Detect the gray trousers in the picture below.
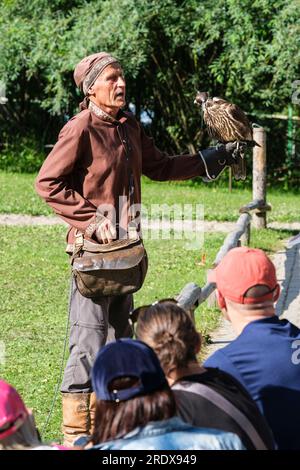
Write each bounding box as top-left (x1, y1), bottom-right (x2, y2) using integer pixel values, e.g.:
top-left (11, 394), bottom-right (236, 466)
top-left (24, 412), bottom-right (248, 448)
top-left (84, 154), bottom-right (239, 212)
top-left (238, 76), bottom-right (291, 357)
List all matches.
top-left (61, 277), bottom-right (133, 393)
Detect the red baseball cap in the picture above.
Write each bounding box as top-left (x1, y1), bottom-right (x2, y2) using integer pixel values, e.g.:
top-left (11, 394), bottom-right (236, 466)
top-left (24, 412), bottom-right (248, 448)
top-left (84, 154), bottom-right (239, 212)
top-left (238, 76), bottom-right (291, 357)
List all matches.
top-left (0, 380), bottom-right (28, 440)
top-left (208, 247), bottom-right (278, 304)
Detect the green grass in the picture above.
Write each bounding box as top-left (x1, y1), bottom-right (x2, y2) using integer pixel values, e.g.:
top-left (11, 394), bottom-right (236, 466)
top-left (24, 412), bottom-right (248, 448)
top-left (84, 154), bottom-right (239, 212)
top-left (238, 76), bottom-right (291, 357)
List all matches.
top-left (0, 169), bottom-right (297, 443)
top-left (0, 224), bottom-right (293, 442)
top-left (0, 171), bottom-right (299, 223)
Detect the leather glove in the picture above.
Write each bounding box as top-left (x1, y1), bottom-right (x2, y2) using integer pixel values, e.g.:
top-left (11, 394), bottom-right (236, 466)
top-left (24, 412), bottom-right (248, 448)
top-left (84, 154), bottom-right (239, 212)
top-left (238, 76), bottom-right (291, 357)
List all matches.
top-left (85, 215), bottom-right (117, 244)
top-left (198, 142), bottom-right (248, 182)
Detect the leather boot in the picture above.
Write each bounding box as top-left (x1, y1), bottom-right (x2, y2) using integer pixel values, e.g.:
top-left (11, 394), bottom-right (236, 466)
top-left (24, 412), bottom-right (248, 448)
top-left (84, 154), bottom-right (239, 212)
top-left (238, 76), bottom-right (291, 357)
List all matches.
top-left (89, 392), bottom-right (97, 435)
top-left (61, 392), bottom-right (91, 447)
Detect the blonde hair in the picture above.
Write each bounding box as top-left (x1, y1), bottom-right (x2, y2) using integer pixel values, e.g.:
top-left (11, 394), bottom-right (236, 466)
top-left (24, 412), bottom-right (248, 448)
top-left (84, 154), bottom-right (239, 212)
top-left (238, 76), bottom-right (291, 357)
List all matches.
top-left (0, 413), bottom-right (41, 450)
top-left (136, 302), bottom-right (201, 376)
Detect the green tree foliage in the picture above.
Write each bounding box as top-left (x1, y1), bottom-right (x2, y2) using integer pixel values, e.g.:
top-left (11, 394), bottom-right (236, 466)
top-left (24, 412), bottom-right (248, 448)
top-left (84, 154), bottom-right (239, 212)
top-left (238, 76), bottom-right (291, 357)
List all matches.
top-left (0, 0), bottom-right (299, 181)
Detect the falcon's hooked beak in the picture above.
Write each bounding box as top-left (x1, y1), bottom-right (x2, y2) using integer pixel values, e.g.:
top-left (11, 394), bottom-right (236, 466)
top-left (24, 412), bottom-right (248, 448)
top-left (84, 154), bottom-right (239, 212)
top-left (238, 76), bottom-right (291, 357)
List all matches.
top-left (194, 91), bottom-right (209, 106)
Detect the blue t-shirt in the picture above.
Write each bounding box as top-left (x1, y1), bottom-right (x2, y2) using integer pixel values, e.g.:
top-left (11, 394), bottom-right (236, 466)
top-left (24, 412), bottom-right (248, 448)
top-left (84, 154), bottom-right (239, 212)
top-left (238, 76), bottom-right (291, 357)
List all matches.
top-left (204, 316), bottom-right (300, 450)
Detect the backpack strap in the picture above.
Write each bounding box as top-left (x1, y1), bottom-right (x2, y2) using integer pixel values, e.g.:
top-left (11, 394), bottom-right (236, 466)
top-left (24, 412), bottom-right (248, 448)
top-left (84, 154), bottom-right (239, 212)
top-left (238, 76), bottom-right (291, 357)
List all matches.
top-left (172, 381), bottom-right (268, 450)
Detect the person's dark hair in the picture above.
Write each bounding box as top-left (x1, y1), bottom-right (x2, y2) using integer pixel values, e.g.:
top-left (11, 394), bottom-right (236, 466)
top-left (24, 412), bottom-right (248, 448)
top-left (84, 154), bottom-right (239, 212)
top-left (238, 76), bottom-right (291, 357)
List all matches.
top-left (0, 414), bottom-right (40, 450)
top-left (244, 285), bottom-right (272, 298)
top-left (91, 376), bottom-right (176, 444)
top-left (135, 302), bottom-right (201, 375)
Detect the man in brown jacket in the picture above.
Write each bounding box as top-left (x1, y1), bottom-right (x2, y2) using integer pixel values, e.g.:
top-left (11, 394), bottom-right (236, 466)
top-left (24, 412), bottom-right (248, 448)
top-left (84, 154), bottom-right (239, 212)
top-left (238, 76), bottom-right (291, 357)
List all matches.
top-left (35, 51), bottom-right (240, 446)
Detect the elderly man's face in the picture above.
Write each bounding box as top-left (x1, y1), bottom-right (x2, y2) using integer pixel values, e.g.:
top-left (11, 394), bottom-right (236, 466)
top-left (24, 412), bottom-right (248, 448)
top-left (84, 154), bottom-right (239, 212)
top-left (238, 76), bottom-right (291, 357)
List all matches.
top-left (88, 63), bottom-right (126, 116)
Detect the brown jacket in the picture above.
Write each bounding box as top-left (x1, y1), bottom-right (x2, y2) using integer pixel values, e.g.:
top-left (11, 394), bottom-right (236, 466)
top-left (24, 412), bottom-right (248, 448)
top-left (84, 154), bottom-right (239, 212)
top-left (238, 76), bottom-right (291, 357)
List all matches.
top-left (35, 107), bottom-right (205, 244)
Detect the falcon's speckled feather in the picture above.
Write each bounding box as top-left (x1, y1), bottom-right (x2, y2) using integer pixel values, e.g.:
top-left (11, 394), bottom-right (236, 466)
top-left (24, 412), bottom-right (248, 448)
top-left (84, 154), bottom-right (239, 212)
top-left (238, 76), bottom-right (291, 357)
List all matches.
top-left (194, 91), bottom-right (258, 180)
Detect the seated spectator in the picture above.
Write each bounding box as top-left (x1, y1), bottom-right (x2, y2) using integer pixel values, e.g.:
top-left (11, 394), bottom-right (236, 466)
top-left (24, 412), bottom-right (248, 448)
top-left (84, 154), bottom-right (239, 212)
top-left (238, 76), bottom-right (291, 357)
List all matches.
top-left (89, 338), bottom-right (245, 450)
top-left (0, 379), bottom-right (67, 450)
top-left (0, 379), bottom-right (41, 450)
top-left (135, 300), bottom-right (274, 450)
top-left (203, 247), bottom-right (300, 450)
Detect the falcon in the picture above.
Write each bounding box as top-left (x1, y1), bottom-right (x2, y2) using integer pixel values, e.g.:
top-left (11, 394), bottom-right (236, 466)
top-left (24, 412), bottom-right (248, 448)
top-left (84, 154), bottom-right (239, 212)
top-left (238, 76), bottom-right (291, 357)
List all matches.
top-left (194, 91), bottom-right (258, 180)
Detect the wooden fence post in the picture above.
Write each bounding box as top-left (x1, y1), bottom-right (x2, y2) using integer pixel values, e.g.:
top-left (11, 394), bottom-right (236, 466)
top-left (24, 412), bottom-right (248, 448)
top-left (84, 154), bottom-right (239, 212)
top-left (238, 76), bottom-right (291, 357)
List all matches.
top-left (252, 127), bottom-right (267, 229)
top-left (240, 220), bottom-right (251, 246)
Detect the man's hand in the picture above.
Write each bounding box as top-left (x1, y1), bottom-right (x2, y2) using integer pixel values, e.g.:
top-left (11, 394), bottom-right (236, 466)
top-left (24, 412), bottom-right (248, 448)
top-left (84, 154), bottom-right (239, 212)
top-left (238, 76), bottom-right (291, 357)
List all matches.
top-left (85, 215), bottom-right (117, 244)
top-left (95, 217), bottom-right (117, 244)
top-left (198, 141), bottom-right (250, 181)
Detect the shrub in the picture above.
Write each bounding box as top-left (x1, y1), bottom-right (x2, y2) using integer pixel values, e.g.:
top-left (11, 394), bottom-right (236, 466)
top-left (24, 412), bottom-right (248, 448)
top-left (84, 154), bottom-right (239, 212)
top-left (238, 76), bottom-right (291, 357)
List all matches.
top-left (0, 138), bottom-right (45, 173)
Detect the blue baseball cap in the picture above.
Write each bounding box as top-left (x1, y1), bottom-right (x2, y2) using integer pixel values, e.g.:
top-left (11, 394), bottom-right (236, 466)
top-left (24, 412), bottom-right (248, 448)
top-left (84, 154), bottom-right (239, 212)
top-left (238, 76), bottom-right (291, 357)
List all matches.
top-left (91, 339), bottom-right (168, 402)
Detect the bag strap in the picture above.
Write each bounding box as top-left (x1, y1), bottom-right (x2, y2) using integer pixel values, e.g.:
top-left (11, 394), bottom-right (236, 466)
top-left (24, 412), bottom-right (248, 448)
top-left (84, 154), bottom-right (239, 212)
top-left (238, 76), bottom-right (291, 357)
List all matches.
top-left (118, 124), bottom-right (135, 224)
top-left (69, 230), bottom-right (84, 264)
top-left (172, 381), bottom-right (268, 450)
